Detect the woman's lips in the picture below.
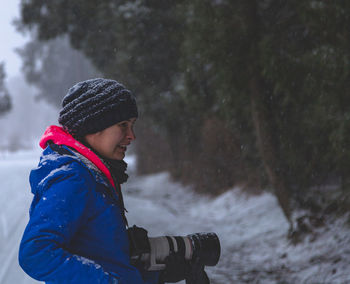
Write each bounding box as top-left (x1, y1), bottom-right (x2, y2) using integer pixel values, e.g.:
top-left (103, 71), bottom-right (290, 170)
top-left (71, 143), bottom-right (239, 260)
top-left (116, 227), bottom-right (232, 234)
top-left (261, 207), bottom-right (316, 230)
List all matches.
top-left (118, 145), bottom-right (127, 152)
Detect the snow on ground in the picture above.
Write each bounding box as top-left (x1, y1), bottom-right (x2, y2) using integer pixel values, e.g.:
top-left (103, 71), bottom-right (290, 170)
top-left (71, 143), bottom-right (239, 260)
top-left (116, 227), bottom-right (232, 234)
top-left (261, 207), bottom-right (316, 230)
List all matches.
top-left (0, 149), bottom-right (42, 284)
top-left (1, 150), bottom-right (350, 283)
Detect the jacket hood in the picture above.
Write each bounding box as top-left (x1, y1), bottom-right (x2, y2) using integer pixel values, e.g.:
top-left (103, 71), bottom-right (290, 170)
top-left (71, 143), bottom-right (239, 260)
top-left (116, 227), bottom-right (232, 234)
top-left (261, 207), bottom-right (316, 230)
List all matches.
top-left (29, 146), bottom-right (82, 195)
top-left (38, 125), bottom-right (115, 188)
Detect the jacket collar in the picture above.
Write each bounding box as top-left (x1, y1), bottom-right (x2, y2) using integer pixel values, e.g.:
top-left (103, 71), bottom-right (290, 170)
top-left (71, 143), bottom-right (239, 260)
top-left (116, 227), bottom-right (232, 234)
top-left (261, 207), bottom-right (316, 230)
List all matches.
top-left (39, 125), bottom-right (116, 188)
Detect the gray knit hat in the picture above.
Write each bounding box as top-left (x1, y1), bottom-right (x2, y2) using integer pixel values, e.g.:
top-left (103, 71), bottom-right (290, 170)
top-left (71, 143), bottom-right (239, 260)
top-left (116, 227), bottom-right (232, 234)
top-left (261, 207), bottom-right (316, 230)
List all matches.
top-left (58, 78), bottom-right (138, 137)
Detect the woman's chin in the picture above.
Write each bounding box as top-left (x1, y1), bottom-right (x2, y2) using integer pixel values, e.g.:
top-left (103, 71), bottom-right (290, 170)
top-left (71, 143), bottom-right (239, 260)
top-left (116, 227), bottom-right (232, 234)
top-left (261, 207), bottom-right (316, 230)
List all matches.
top-left (113, 152), bottom-right (125, 160)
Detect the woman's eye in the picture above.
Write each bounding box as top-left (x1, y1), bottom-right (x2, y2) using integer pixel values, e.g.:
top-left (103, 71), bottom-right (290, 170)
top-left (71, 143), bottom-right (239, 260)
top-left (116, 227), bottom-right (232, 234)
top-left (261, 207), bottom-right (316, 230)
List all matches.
top-left (119, 122), bottom-right (128, 128)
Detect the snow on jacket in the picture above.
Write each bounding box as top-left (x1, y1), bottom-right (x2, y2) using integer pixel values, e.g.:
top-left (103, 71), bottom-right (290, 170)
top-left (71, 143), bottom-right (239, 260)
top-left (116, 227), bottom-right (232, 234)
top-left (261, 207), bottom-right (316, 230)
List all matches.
top-left (18, 125), bottom-right (159, 284)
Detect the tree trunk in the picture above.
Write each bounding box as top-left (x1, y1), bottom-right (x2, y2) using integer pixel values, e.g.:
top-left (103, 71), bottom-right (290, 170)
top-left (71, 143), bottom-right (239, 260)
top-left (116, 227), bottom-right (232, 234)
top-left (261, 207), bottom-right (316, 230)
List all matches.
top-left (250, 76), bottom-right (293, 228)
top-left (245, 0), bottom-right (293, 229)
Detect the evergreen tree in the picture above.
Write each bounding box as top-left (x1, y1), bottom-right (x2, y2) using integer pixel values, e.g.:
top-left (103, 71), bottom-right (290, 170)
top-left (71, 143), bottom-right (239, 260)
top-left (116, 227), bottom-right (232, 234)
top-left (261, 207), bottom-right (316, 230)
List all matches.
top-left (0, 63), bottom-right (12, 116)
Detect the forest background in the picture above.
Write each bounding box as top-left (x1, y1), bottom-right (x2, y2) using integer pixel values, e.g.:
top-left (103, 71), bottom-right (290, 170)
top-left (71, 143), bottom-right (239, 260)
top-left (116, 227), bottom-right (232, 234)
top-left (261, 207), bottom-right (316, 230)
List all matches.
top-left (2, 0), bottom-right (350, 237)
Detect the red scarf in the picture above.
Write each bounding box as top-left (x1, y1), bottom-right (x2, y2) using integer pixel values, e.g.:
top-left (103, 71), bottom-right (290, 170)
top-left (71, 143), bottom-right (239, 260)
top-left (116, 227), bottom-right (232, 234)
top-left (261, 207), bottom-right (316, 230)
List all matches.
top-left (39, 125), bottom-right (116, 189)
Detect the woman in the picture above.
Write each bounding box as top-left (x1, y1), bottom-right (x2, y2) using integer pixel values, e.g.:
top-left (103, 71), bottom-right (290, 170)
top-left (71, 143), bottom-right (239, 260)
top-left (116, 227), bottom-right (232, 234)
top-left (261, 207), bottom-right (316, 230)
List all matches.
top-left (18, 78), bottom-right (170, 283)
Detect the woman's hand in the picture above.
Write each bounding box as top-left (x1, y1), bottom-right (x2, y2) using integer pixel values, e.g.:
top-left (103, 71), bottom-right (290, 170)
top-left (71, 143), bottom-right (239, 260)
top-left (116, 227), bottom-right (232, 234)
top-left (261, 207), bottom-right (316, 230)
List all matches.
top-left (159, 252), bottom-right (188, 283)
top-left (159, 253), bottom-right (209, 284)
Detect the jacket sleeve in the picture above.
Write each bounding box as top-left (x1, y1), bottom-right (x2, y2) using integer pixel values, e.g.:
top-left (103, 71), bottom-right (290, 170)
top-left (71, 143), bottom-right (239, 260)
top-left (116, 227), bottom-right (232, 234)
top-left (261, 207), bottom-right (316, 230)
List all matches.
top-left (18, 162), bottom-right (121, 284)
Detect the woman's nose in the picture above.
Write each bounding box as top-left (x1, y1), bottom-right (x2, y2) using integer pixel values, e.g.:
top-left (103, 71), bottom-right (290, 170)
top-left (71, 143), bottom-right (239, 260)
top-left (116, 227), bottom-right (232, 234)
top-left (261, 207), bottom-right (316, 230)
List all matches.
top-left (127, 127), bottom-right (136, 141)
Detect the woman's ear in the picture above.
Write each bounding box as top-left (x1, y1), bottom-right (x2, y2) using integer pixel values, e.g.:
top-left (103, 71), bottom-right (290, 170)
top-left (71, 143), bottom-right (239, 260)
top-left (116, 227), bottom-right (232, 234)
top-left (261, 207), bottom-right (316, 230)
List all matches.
top-left (84, 132), bottom-right (100, 146)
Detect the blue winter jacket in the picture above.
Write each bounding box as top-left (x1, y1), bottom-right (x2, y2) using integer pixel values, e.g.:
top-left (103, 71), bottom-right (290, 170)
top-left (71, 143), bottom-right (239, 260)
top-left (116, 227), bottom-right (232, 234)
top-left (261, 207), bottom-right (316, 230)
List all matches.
top-left (19, 141), bottom-right (159, 284)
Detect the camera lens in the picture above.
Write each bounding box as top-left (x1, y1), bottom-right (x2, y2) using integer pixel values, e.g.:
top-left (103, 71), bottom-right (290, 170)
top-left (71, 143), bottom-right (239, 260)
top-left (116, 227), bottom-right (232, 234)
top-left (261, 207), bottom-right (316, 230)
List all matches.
top-left (188, 232), bottom-right (221, 266)
top-left (129, 228), bottom-right (221, 271)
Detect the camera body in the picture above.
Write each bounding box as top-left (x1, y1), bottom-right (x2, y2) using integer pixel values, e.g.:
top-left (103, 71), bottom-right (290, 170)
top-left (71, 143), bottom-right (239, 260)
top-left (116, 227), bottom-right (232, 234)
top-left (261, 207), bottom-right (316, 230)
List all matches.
top-left (128, 226), bottom-right (220, 271)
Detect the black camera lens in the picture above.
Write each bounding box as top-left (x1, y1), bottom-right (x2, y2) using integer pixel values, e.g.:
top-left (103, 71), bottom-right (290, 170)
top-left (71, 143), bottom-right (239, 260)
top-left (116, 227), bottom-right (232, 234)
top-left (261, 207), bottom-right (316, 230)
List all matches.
top-left (188, 232), bottom-right (221, 266)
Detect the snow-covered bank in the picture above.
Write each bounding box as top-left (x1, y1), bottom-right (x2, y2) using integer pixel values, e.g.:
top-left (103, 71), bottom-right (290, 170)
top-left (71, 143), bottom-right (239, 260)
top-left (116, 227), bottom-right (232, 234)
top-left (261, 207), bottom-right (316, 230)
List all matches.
top-left (124, 167), bottom-right (350, 283)
top-left (1, 150), bottom-right (350, 283)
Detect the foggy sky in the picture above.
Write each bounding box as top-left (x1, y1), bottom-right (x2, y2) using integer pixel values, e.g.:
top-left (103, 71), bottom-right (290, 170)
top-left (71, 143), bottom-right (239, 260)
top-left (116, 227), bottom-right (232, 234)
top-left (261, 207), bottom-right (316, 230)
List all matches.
top-left (0, 0), bottom-right (28, 78)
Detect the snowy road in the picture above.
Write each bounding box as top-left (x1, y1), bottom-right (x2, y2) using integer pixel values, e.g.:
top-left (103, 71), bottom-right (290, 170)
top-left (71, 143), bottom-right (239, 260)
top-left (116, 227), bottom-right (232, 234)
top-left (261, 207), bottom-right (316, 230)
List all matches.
top-left (0, 151), bottom-right (41, 284)
top-left (1, 150), bottom-right (350, 284)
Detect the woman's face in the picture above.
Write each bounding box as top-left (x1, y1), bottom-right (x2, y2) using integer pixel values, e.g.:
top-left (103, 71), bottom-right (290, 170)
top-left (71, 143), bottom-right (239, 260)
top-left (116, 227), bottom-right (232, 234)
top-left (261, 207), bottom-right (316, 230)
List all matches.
top-left (84, 117), bottom-right (137, 160)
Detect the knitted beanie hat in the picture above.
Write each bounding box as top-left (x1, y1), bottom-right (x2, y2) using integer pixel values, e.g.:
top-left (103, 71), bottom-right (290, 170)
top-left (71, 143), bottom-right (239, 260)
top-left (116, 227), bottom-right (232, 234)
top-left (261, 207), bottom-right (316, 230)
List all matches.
top-left (58, 78), bottom-right (138, 137)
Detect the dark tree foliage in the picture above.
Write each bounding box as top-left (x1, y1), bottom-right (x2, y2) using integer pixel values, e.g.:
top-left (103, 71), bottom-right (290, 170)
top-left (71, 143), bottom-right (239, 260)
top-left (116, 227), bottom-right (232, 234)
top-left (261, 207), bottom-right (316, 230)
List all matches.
top-left (0, 63), bottom-right (12, 116)
top-left (18, 0), bottom-right (350, 225)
